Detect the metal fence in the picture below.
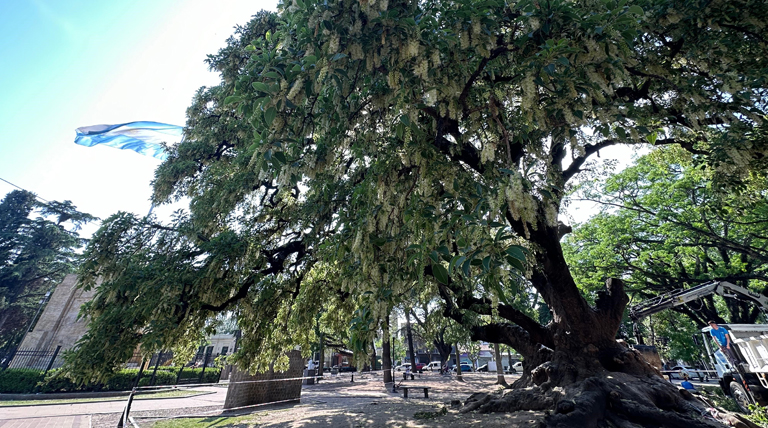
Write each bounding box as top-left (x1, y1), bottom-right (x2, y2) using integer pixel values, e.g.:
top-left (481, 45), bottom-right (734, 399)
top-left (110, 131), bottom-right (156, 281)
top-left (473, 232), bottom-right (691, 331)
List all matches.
top-left (1, 346), bottom-right (226, 385)
top-left (0, 346), bottom-right (63, 373)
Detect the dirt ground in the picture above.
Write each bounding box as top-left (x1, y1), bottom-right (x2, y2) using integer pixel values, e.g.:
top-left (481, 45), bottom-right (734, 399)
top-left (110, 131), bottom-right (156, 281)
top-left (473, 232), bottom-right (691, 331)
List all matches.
top-left (136, 372), bottom-right (545, 427)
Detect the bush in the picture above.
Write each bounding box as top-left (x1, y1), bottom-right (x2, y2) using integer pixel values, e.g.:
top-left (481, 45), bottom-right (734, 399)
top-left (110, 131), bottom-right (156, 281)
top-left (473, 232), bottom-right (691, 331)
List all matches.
top-left (0, 369), bottom-right (45, 393)
top-left (0, 366), bottom-right (222, 394)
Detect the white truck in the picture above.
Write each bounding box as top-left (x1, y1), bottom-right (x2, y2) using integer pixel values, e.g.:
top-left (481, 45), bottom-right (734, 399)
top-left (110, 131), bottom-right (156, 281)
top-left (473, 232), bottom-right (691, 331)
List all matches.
top-left (700, 323), bottom-right (768, 412)
top-left (629, 281), bottom-right (768, 412)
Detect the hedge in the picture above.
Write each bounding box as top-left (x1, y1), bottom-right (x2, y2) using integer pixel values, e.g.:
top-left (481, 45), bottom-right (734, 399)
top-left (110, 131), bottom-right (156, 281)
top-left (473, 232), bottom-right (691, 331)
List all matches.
top-left (0, 367), bottom-right (221, 394)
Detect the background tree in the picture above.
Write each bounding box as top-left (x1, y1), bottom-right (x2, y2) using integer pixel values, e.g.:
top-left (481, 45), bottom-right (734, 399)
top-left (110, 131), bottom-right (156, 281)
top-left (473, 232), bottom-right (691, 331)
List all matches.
top-left (0, 190), bottom-right (95, 350)
top-left (69, 0), bottom-right (767, 424)
top-left (564, 147), bottom-right (768, 327)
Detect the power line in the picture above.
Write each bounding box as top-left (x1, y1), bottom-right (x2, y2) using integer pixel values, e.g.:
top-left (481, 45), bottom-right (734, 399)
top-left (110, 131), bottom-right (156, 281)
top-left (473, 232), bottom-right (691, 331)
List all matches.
top-left (0, 176), bottom-right (51, 203)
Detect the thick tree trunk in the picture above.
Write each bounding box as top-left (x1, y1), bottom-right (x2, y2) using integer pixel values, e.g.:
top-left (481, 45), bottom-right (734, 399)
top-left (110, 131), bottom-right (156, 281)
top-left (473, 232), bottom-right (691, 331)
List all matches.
top-left (370, 339), bottom-right (377, 371)
top-left (455, 342), bottom-right (463, 381)
top-left (405, 311), bottom-right (417, 370)
top-left (493, 343), bottom-right (507, 386)
top-left (434, 331), bottom-right (452, 368)
top-left (317, 333), bottom-right (324, 377)
top-left (382, 316), bottom-right (392, 384)
top-left (457, 277), bottom-right (729, 426)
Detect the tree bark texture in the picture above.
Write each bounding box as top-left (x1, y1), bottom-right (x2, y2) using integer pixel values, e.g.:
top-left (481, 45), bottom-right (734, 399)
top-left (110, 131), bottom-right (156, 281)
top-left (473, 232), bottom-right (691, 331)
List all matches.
top-left (493, 343), bottom-right (507, 386)
top-left (405, 311), bottom-right (417, 370)
top-left (382, 316), bottom-right (392, 384)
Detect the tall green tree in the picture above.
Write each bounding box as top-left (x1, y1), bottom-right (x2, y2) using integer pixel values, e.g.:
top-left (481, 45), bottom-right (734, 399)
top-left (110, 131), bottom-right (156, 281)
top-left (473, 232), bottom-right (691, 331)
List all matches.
top-left (70, 0), bottom-right (766, 424)
top-left (0, 190), bottom-right (95, 349)
top-left (564, 147), bottom-right (768, 327)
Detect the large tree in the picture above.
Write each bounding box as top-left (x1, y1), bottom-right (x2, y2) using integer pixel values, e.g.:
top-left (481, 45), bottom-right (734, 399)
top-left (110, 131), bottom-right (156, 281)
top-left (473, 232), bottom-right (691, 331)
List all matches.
top-left (0, 190), bottom-right (95, 350)
top-left (70, 0), bottom-right (766, 425)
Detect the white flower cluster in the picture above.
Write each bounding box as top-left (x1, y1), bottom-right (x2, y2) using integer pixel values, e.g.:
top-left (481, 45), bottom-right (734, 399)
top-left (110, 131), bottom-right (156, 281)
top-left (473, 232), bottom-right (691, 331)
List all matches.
top-left (413, 59), bottom-right (429, 79)
top-left (480, 140), bottom-right (496, 163)
top-left (431, 50), bottom-right (441, 67)
top-left (460, 31), bottom-right (470, 49)
top-left (328, 34), bottom-right (340, 54)
top-left (288, 78), bottom-right (304, 101)
top-left (387, 70), bottom-right (401, 89)
top-left (424, 88), bottom-right (437, 106)
top-left (349, 43), bottom-right (364, 60)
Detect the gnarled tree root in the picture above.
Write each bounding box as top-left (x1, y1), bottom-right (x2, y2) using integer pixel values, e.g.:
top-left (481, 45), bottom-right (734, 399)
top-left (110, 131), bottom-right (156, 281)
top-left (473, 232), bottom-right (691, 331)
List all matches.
top-left (462, 372), bottom-right (746, 427)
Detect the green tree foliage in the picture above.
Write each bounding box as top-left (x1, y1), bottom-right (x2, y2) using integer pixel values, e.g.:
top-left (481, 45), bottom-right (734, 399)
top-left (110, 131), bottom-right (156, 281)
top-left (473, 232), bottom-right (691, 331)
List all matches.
top-left (0, 190), bottom-right (95, 350)
top-left (564, 147), bottom-right (768, 326)
top-left (69, 0), bottom-right (766, 420)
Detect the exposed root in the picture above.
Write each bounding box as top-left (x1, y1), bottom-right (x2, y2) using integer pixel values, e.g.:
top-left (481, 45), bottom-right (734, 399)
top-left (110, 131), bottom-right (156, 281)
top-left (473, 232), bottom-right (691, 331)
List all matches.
top-left (463, 371), bottom-right (735, 427)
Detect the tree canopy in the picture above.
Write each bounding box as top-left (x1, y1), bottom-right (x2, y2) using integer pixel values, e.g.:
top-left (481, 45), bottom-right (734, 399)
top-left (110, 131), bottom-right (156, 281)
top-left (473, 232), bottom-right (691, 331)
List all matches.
top-left (564, 147), bottom-right (768, 326)
top-left (69, 0), bottom-right (767, 423)
top-left (0, 190), bottom-right (95, 350)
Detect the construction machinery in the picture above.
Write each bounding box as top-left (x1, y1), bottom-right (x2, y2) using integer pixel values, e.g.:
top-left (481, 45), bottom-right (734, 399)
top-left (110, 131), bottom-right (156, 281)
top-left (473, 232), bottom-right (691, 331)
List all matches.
top-left (629, 281), bottom-right (768, 412)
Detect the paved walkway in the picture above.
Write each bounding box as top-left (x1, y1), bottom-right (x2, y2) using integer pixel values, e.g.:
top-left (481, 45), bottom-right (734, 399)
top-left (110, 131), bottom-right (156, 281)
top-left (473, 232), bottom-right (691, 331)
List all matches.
top-left (0, 415), bottom-right (89, 428)
top-left (0, 385), bottom-right (227, 427)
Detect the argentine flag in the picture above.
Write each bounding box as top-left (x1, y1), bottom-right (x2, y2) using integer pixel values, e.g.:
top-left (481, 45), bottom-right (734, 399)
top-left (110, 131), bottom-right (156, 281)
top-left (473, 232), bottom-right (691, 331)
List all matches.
top-left (74, 121), bottom-right (183, 160)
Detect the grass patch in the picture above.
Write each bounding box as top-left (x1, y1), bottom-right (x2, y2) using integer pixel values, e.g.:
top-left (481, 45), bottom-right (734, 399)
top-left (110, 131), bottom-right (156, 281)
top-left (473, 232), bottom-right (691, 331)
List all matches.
top-left (697, 385), bottom-right (741, 413)
top-left (151, 414), bottom-right (262, 428)
top-left (0, 389), bottom-right (205, 406)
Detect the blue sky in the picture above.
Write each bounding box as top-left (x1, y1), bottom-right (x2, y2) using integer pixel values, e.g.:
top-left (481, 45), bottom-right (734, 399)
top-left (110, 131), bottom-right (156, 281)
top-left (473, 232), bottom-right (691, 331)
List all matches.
top-left (0, 0), bottom-right (274, 235)
top-left (0, 0), bottom-right (635, 237)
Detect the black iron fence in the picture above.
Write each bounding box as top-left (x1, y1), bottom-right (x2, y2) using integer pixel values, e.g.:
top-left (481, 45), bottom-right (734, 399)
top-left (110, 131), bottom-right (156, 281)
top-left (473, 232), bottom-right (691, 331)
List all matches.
top-left (0, 346), bottom-right (227, 387)
top-left (0, 346), bottom-right (63, 374)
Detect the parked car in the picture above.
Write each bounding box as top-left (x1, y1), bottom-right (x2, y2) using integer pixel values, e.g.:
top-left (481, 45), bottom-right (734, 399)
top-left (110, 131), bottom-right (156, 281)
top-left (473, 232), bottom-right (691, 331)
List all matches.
top-left (477, 364), bottom-right (489, 372)
top-left (670, 366), bottom-right (706, 380)
top-left (453, 363), bottom-right (473, 372)
top-left (396, 362), bottom-right (426, 372)
top-left (425, 362), bottom-right (442, 371)
top-left (503, 365), bottom-right (515, 374)
top-left (512, 362), bottom-right (523, 372)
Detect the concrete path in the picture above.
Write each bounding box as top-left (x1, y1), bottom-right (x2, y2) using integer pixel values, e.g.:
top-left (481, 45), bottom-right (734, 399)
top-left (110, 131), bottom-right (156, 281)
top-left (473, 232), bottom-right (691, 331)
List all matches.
top-left (0, 415), bottom-right (89, 428)
top-left (0, 386), bottom-right (227, 427)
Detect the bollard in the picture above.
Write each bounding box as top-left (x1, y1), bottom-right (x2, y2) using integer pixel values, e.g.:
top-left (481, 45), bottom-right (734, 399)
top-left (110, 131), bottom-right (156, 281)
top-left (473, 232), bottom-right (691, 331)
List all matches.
top-left (117, 388), bottom-right (136, 428)
top-left (350, 374), bottom-right (354, 382)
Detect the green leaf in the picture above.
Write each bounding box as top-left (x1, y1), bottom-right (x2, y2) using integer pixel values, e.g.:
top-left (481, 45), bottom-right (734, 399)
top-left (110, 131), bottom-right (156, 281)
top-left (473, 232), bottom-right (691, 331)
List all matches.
top-left (223, 96), bottom-right (242, 105)
top-left (449, 255), bottom-right (466, 275)
top-left (264, 107), bottom-right (277, 125)
top-left (331, 53), bottom-right (347, 61)
top-left (432, 263), bottom-right (450, 284)
top-left (506, 255), bottom-right (525, 271)
top-left (482, 256), bottom-right (491, 272)
top-left (461, 259), bottom-right (472, 277)
top-left (646, 132), bottom-right (658, 144)
top-left (628, 5), bottom-right (643, 15)
top-left (400, 115), bottom-right (410, 126)
top-left (437, 245), bottom-right (450, 256)
top-left (505, 245), bottom-right (526, 261)
top-left (295, 0), bottom-right (305, 8)
top-left (371, 237), bottom-right (387, 247)
top-left (429, 251), bottom-right (440, 263)
top-left (273, 151), bottom-right (287, 164)
top-left (252, 82), bottom-right (271, 93)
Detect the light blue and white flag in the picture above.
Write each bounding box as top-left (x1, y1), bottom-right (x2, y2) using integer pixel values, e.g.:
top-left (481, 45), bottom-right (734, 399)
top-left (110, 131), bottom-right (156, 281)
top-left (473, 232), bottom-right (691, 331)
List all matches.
top-left (74, 121), bottom-right (183, 160)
